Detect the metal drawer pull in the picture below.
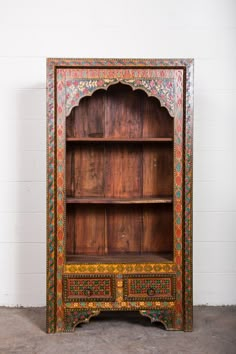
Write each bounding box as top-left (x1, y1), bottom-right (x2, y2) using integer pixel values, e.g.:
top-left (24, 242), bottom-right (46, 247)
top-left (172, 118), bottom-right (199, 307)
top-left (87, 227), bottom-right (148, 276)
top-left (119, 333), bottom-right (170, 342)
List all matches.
top-left (147, 287), bottom-right (156, 296)
top-left (84, 288), bottom-right (93, 297)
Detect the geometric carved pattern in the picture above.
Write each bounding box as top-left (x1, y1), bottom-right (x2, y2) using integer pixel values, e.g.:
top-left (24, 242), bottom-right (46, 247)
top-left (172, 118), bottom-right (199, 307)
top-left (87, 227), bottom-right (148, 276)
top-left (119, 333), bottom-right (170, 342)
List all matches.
top-left (140, 309), bottom-right (175, 330)
top-left (64, 263), bottom-right (177, 274)
top-left (63, 274), bottom-right (116, 302)
top-left (124, 274), bottom-right (176, 302)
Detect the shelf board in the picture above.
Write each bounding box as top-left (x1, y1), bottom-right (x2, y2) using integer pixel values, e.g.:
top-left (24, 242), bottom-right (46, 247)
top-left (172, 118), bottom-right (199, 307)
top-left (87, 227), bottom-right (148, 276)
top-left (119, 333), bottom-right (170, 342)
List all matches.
top-left (66, 197), bottom-right (173, 204)
top-left (66, 253), bottom-right (173, 264)
top-left (66, 137), bottom-right (173, 142)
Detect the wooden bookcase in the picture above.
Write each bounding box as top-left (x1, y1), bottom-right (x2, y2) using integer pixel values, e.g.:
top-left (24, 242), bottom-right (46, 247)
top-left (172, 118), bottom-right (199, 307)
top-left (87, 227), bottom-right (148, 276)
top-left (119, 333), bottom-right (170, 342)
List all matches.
top-left (47, 59), bottom-right (194, 332)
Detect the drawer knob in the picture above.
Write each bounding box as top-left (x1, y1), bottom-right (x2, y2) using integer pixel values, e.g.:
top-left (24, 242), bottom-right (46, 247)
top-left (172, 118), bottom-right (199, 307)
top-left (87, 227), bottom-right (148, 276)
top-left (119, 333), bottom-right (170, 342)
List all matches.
top-left (147, 287), bottom-right (156, 296)
top-left (84, 288), bottom-right (93, 297)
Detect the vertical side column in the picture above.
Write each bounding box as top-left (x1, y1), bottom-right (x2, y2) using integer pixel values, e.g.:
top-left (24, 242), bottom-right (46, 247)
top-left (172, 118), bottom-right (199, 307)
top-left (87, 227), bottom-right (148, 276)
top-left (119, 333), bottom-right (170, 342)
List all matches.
top-left (184, 61), bottom-right (194, 331)
top-left (55, 69), bottom-right (67, 331)
top-left (46, 59), bottom-right (57, 333)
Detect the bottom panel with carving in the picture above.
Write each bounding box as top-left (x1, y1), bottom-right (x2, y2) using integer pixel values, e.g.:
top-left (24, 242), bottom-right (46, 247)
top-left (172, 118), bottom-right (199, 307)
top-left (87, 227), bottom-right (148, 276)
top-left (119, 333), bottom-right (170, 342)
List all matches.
top-left (64, 309), bottom-right (101, 332)
top-left (64, 308), bottom-right (176, 332)
top-left (140, 309), bottom-right (175, 330)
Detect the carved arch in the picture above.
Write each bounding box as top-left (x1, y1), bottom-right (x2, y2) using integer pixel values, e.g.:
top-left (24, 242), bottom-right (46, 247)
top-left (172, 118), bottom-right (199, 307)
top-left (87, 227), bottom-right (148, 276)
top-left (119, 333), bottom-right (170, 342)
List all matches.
top-left (65, 79), bottom-right (175, 118)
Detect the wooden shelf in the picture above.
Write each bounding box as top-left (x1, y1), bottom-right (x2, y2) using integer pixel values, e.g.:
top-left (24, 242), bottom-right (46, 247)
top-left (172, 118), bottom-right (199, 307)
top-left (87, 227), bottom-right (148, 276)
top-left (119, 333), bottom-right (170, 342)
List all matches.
top-left (66, 253), bottom-right (173, 264)
top-left (66, 137), bottom-right (173, 142)
top-left (66, 197), bottom-right (173, 204)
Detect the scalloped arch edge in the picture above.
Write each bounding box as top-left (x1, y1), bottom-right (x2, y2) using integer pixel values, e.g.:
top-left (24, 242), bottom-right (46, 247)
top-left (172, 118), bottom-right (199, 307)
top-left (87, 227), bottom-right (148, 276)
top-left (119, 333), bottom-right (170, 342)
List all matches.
top-left (66, 79), bottom-right (175, 118)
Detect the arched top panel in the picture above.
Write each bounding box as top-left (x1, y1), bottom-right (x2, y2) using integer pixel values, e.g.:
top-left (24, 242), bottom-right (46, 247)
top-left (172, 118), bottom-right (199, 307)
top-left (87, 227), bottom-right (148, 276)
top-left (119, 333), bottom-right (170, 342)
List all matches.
top-left (66, 83), bottom-right (173, 139)
top-left (65, 78), bottom-right (175, 118)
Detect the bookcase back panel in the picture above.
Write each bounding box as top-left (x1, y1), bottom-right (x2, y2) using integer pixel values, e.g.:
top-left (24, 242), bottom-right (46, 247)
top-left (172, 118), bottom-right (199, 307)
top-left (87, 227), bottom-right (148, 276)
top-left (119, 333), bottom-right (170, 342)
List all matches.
top-left (142, 97), bottom-right (173, 138)
top-left (65, 83), bottom-right (175, 259)
top-left (66, 204), bottom-right (105, 255)
top-left (66, 91), bottom-right (105, 138)
top-left (105, 144), bottom-right (142, 198)
top-left (143, 143), bottom-right (173, 197)
top-left (142, 204), bottom-right (173, 254)
top-left (107, 205), bottom-right (142, 254)
top-left (67, 143), bottom-right (105, 197)
top-left (66, 143), bottom-right (173, 199)
top-left (105, 84), bottom-right (142, 138)
top-left (66, 204), bottom-right (173, 257)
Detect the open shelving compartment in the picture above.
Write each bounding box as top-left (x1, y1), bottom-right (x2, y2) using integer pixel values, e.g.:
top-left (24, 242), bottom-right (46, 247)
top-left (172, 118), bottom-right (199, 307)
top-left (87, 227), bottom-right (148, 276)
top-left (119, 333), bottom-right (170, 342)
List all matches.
top-left (65, 83), bottom-right (174, 264)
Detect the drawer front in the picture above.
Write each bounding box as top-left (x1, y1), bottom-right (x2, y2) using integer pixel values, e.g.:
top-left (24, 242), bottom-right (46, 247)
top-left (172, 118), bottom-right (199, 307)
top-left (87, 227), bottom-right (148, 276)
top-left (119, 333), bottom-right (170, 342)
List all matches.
top-left (123, 274), bottom-right (176, 301)
top-left (63, 274), bottom-right (115, 302)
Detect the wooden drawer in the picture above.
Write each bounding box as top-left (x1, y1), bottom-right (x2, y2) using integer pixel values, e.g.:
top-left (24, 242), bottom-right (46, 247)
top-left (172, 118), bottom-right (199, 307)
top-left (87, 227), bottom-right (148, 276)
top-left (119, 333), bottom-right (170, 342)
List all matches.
top-left (63, 274), bottom-right (115, 302)
top-left (123, 274), bottom-right (176, 301)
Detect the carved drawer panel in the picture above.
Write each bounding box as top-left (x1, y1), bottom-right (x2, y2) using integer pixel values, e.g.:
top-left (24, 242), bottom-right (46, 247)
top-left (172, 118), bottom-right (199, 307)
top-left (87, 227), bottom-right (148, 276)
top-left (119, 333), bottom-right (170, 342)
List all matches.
top-left (123, 274), bottom-right (176, 301)
top-left (63, 274), bottom-right (115, 302)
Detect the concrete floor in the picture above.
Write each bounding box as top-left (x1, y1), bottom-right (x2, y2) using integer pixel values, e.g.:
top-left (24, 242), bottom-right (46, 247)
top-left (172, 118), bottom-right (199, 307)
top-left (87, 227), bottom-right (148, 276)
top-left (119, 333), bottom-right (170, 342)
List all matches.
top-left (0, 307), bottom-right (235, 354)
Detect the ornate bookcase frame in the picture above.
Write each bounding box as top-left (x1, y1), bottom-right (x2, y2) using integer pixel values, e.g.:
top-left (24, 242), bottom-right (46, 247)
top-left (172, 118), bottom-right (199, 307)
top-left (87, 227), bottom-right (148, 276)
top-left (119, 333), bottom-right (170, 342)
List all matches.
top-left (47, 58), bottom-right (193, 333)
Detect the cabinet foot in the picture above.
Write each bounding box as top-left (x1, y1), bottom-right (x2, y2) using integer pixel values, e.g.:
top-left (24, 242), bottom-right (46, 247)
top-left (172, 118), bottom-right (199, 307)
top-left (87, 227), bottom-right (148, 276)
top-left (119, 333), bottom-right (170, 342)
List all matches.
top-left (64, 309), bottom-right (100, 332)
top-left (139, 309), bottom-right (175, 330)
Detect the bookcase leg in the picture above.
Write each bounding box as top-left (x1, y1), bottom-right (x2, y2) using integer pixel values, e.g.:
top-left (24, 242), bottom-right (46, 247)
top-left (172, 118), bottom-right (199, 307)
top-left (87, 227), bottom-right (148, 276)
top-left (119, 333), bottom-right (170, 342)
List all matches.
top-left (64, 309), bottom-right (101, 332)
top-left (139, 309), bottom-right (175, 330)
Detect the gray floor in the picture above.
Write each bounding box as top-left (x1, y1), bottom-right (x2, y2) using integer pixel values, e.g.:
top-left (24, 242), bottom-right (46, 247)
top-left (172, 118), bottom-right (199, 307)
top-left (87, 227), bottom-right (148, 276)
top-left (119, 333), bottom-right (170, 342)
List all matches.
top-left (0, 307), bottom-right (235, 354)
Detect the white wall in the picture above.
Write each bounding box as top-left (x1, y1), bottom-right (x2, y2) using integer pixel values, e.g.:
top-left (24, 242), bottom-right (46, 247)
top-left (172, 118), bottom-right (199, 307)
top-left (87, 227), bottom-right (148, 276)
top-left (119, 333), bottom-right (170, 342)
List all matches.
top-left (0, 0), bottom-right (235, 306)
